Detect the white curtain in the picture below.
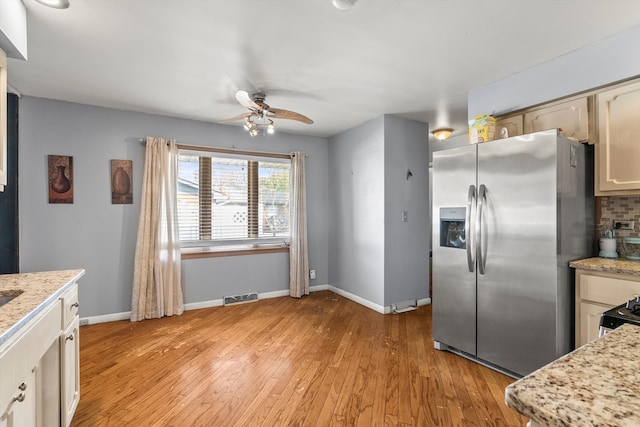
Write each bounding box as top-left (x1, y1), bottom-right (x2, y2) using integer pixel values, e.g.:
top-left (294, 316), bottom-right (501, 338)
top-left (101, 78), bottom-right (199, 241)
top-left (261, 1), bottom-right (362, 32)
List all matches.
top-left (131, 137), bottom-right (184, 321)
top-left (289, 152), bottom-right (309, 298)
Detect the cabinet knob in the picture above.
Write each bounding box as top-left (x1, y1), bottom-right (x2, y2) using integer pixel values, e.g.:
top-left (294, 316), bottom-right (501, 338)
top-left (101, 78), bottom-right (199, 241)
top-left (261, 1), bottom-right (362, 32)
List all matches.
top-left (13, 393), bottom-right (25, 403)
top-left (66, 334), bottom-right (74, 341)
top-left (18, 382), bottom-right (26, 391)
top-left (71, 302), bottom-right (79, 308)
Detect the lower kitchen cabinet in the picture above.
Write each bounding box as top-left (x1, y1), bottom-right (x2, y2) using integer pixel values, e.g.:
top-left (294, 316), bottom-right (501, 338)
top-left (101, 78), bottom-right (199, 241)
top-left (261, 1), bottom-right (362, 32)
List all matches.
top-left (0, 300), bottom-right (60, 426)
top-left (0, 367), bottom-right (37, 427)
top-left (579, 301), bottom-right (611, 345)
top-left (575, 268), bottom-right (640, 347)
top-left (0, 280), bottom-right (81, 427)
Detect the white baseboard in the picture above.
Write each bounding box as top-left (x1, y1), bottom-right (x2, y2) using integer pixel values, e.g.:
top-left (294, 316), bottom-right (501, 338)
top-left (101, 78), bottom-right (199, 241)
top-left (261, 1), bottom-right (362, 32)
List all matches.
top-left (327, 285), bottom-right (386, 314)
top-left (327, 286), bottom-right (430, 314)
top-left (81, 311), bottom-right (131, 325)
top-left (79, 285), bottom-right (428, 325)
top-left (183, 299), bottom-right (224, 311)
top-left (418, 297), bottom-right (432, 306)
top-left (258, 289), bottom-right (290, 299)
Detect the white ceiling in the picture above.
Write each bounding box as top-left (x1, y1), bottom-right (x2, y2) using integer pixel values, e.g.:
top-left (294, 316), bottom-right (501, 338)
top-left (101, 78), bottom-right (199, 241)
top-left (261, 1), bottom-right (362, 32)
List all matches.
top-left (7, 0), bottom-right (640, 140)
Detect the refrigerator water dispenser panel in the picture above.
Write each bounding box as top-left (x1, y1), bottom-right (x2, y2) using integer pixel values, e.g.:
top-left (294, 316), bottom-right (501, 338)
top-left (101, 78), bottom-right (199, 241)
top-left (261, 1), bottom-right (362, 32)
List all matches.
top-left (439, 207), bottom-right (466, 249)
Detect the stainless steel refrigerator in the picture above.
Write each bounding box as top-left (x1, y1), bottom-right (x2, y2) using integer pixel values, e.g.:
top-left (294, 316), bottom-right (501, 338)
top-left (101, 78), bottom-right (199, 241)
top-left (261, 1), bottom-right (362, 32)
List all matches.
top-left (432, 129), bottom-right (593, 377)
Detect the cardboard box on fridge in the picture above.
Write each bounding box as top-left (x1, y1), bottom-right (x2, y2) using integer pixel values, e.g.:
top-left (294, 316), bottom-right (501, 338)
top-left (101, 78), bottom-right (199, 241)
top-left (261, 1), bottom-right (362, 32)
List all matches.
top-left (468, 115), bottom-right (496, 143)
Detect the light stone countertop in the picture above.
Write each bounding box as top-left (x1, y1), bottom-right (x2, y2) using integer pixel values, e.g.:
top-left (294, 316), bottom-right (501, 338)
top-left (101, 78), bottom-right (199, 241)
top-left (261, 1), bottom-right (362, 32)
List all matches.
top-left (0, 269), bottom-right (85, 346)
top-left (570, 257), bottom-right (640, 275)
top-left (505, 323), bottom-right (640, 427)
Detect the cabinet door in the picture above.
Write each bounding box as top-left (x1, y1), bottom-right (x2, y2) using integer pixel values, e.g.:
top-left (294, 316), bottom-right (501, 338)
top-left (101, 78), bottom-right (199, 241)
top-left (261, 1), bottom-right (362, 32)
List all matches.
top-left (524, 97), bottom-right (589, 142)
top-left (495, 115), bottom-right (523, 139)
top-left (60, 317), bottom-right (79, 427)
top-left (575, 270), bottom-right (640, 347)
top-left (596, 79), bottom-right (640, 194)
top-left (579, 301), bottom-right (611, 347)
top-left (0, 367), bottom-right (37, 427)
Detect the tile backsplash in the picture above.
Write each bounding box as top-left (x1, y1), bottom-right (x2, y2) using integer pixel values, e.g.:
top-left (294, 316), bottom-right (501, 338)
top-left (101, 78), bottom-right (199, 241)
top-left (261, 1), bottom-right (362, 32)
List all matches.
top-left (600, 196), bottom-right (640, 255)
top-left (601, 196), bottom-right (640, 237)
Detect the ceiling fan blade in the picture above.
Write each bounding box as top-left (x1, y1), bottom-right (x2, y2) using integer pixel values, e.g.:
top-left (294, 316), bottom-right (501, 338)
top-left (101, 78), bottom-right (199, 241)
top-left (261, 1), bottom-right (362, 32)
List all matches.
top-left (235, 90), bottom-right (262, 111)
top-left (268, 108), bottom-right (314, 124)
top-left (218, 112), bottom-right (252, 124)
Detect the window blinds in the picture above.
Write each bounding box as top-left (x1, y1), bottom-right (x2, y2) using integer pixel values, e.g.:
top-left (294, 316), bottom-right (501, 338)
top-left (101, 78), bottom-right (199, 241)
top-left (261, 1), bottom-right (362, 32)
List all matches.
top-left (177, 151), bottom-right (290, 244)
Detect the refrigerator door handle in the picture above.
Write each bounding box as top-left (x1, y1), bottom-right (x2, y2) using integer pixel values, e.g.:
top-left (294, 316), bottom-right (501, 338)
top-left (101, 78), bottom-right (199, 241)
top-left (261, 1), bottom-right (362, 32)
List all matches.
top-left (477, 184), bottom-right (488, 274)
top-left (466, 185), bottom-right (476, 273)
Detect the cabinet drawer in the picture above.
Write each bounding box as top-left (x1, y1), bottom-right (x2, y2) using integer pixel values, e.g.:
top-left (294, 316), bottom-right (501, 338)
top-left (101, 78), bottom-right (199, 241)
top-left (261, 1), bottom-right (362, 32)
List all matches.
top-left (579, 274), bottom-right (640, 305)
top-left (60, 283), bottom-right (79, 329)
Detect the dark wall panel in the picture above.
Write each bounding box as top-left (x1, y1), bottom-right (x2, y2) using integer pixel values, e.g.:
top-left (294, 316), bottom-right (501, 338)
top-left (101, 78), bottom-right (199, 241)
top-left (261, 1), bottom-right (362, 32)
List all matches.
top-left (0, 93), bottom-right (19, 273)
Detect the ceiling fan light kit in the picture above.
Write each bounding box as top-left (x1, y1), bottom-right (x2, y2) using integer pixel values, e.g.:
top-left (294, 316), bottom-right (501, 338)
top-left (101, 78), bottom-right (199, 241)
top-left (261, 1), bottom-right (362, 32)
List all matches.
top-left (432, 128), bottom-right (453, 141)
top-left (244, 115), bottom-right (275, 137)
top-left (220, 90), bottom-right (313, 137)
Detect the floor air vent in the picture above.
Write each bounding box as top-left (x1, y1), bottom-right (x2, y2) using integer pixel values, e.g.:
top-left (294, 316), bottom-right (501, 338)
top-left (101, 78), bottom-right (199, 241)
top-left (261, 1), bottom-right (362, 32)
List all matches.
top-left (223, 292), bottom-right (259, 306)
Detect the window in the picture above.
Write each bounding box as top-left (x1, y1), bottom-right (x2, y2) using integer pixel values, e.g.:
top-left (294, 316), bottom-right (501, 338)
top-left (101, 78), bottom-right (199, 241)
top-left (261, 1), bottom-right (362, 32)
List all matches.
top-left (177, 148), bottom-right (291, 249)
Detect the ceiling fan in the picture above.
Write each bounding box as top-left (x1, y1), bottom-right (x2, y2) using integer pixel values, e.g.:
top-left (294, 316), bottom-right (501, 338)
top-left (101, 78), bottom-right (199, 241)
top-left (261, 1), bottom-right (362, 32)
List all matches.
top-left (219, 90), bottom-right (313, 136)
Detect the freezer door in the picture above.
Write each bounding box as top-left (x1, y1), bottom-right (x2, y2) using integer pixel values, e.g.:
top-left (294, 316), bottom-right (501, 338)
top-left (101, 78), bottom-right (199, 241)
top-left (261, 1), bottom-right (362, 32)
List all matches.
top-left (476, 131), bottom-right (560, 376)
top-left (432, 145), bottom-right (477, 355)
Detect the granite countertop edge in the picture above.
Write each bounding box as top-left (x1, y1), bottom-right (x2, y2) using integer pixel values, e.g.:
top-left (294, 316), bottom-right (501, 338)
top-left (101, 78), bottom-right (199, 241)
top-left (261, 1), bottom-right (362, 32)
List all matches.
top-left (505, 323), bottom-right (640, 426)
top-left (569, 257), bottom-right (640, 275)
top-left (0, 269), bottom-right (86, 347)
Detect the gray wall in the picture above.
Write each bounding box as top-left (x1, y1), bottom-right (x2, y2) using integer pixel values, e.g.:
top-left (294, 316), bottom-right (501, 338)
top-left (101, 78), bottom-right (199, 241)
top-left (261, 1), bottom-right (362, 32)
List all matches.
top-left (328, 116), bottom-right (386, 306)
top-left (383, 115), bottom-right (430, 305)
top-left (469, 25), bottom-right (640, 118)
top-left (19, 96), bottom-right (329, 318)
top-left (328, 115), bottom-right (430, 309)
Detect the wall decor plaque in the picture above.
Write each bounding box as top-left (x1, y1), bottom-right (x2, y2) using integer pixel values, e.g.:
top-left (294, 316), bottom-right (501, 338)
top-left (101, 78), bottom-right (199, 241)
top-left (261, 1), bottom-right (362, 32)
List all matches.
top-left (48, 155), bottom-right (73, 204)
top-left (111, 159), bottom-right (132, 204)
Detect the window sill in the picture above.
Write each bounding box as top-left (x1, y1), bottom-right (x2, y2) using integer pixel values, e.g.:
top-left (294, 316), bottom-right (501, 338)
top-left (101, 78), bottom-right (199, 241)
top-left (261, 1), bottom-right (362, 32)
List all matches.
top-left (181, 244), bottom-right (290, 259)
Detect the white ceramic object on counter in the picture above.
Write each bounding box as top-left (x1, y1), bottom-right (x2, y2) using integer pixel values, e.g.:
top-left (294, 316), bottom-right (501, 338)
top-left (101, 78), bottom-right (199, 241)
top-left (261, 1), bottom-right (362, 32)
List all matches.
top-left (599, 238), bottom-right (618, 258)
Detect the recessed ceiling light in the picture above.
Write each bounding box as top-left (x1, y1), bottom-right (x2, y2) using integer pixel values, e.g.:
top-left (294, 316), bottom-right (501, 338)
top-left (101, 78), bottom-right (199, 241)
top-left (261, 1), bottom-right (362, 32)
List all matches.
top-left (332, 0), bottom-right (358, 10)
top-left (34, 0), bottom-right (70, 9)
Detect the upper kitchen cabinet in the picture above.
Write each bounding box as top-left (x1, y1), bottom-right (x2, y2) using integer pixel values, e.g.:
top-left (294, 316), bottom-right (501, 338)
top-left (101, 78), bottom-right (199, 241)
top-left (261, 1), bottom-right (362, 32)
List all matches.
top-left (596, 79), bottom-right (640, 195)
top-left (523, 96), bottom-right (592, 142)
top-left (495, 115), bottom-right (523, 140)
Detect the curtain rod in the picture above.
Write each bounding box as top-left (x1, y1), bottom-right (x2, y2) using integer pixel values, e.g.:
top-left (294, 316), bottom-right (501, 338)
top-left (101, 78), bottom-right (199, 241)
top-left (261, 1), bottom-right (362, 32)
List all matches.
top-left (136, 138), bottom-right (299, 159)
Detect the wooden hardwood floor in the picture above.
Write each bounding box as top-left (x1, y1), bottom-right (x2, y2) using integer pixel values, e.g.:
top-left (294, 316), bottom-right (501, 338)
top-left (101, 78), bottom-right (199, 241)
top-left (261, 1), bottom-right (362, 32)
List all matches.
top-left (71, 291), bottom-right (528, 426)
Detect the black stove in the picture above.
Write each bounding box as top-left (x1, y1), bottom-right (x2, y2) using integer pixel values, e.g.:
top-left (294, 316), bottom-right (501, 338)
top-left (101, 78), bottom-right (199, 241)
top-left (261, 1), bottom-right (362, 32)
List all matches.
top-left (600, 296), bottom-right (640, 332)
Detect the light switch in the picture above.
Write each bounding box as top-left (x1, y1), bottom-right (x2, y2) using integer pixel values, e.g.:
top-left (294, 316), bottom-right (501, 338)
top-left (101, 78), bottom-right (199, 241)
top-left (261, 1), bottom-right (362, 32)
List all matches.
top-left (402, 211), bottom-right (408, 222)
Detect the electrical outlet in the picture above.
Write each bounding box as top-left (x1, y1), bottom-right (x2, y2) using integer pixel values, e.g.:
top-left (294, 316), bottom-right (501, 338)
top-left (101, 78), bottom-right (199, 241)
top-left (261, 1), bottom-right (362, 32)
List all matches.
top-left (309, 269), bottom-right (316, 280)
top-left (79, 318), bottom-right (89, 326)
top-left (614, 220), bottom-right (635, 231)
